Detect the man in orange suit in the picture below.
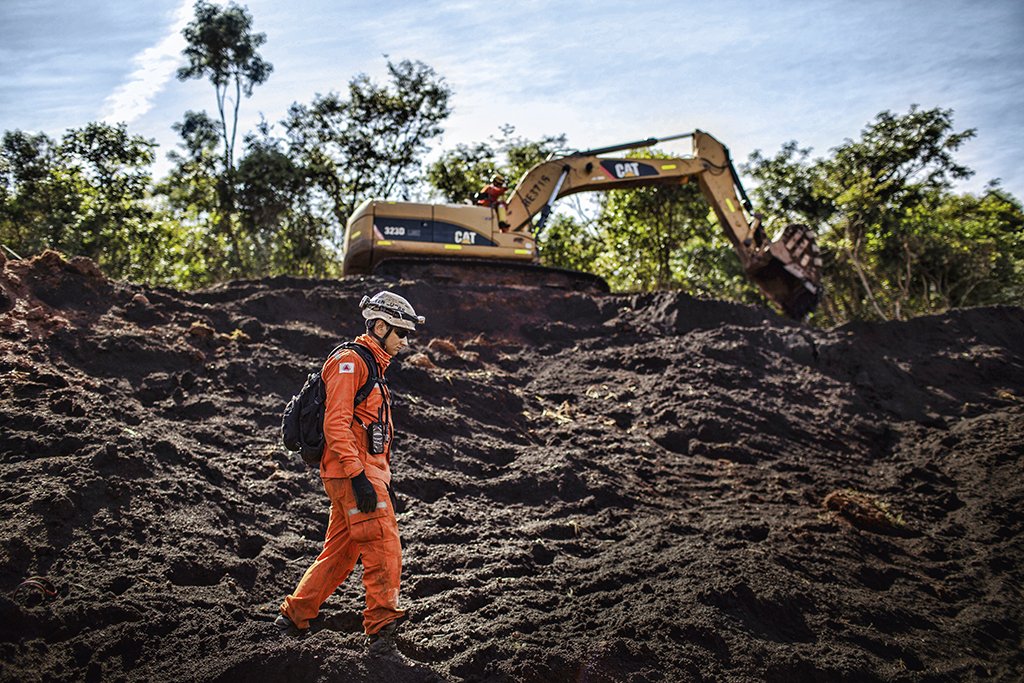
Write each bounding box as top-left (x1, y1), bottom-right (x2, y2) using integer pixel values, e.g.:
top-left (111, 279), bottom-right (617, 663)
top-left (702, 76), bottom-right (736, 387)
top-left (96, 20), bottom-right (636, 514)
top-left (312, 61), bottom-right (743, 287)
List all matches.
top-left (276, 291), bottom-right (424, 658)
top-left (476, 174), bottom-right (511, 230)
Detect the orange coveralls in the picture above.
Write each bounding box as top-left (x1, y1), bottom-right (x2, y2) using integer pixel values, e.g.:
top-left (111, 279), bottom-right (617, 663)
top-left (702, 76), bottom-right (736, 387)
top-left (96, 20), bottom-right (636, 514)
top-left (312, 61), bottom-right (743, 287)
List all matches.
top-left (280, 334), bottom-right (405, 636)
top-left (476, 183), bottom-right (509, 227)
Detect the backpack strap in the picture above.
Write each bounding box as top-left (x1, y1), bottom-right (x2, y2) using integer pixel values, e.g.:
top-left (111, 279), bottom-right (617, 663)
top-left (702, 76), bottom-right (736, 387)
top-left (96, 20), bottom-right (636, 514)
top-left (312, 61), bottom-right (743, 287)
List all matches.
top-left (335, 341), bottom-right (385, 407)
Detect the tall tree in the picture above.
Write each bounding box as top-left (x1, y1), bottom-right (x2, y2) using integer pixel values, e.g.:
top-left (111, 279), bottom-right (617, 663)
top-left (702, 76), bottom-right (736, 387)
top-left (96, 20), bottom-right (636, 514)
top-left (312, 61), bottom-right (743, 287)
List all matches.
top-left (156, 110), bottom-right (229, 284)
top-left (283, 59), bottom-right (452, 226)
top-left (161, 110), bottom-right (221, 219)
top-left (176, 0), bottom-right (272, 272)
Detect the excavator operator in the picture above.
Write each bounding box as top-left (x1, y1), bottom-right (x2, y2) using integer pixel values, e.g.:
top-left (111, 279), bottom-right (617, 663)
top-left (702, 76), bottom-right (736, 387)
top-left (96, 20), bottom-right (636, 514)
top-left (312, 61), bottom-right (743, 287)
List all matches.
top-left (476, 174), bottom-right (511, 231)
top-left (276, 291), bottom-right (424, 659)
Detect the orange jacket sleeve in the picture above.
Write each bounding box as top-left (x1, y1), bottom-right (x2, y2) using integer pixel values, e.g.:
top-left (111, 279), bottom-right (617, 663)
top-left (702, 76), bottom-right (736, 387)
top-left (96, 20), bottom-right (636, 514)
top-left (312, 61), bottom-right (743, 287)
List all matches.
top-left (321, 349), bottom-right (367, 479)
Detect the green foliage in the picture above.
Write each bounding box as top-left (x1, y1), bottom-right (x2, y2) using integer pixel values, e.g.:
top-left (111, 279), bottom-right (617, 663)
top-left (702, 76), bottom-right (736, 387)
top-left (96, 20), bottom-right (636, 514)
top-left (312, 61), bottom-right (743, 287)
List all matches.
top-left (161, 111), bottom-right (220, 221)
top-left (427, 141), bottom-right (498, 204)
top-left (585, 171), bottom-right (757, 300)
top-left (59, 122), bottom-right (160, 280)
top-left (535, 213), bottom-right (602, 273)
top-left (284, 59), bottom-right (452, 225)
top-left (0, 130), bottom-right (80, 256)
top-left (235, 123), bottom-right (338, 277)
top-left (177, 0), bottom-right (272, 170)
top-left (589, 155), bottom-right (759, 299)
top-left (0, 123), bottom-right (171, 281)
top-left (5, 5), bottom-right (1020, 328)
top-left (746, 105), bottom-right (1023, 323)
top-left (427, 125), bottom-right (566, 203)
top-left (174, 0), bottom-right (273, 276)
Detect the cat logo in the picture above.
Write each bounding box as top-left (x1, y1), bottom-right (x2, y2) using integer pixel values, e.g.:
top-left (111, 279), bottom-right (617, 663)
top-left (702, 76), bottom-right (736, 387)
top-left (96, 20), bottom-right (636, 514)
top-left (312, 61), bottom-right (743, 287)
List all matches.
top-left (454, 230), bottom-right (477, 245)
top-left (600, 160), bottom-right (659, 180)
top-left (614, 162), bottom-right (641, 178)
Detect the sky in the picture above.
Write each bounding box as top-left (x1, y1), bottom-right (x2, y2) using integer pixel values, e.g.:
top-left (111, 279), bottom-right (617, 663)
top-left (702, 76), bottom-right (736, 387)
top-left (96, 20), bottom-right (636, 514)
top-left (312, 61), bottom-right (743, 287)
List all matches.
top-left (1, 0), bottom-right (1023, 200)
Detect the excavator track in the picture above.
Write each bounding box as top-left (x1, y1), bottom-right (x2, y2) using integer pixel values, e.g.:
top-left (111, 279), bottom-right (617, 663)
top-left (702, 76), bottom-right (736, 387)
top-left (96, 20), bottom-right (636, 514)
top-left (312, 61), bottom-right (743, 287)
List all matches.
top-left (372, 257), bottom-right (611, 294)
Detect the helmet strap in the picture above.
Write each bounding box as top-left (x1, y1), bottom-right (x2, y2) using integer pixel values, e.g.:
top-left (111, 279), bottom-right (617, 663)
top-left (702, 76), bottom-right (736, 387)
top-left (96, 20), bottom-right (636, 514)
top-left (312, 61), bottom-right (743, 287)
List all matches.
top-left (369, 321), bottom-right (392, 347)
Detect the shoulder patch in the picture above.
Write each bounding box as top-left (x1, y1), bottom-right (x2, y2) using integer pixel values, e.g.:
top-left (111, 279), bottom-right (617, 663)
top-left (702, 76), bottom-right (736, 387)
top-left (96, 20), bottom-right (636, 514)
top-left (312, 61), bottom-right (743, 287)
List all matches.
top-left (339, 361), bottom-right (355, 374)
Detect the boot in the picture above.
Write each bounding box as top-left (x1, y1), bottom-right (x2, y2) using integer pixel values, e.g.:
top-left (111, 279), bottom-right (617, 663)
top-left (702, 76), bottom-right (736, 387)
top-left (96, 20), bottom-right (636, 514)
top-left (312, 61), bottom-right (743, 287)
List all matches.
top-left (366, 620), bottom-right (402, 658)
top-left (275, 613), bottom-right (304, 638)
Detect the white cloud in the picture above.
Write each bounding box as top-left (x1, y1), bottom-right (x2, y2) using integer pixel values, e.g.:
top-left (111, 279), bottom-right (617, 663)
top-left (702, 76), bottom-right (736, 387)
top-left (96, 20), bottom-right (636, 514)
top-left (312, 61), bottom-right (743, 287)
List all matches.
top-left (99, 0), bottom-right (192, 125)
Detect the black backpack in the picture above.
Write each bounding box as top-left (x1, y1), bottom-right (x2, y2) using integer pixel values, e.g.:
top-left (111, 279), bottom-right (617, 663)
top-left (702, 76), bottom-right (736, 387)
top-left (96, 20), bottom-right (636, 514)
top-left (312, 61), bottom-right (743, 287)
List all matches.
top-left (281, 342), bottom-right (382, 467)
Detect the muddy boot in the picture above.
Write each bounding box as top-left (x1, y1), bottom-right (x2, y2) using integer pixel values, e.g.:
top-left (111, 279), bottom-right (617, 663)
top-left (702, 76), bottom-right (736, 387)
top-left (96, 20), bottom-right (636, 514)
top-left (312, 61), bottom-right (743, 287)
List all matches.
top-left (366, 621), bottom-right (404, 659)
top-left (274, 613), bottom-right (304, 638)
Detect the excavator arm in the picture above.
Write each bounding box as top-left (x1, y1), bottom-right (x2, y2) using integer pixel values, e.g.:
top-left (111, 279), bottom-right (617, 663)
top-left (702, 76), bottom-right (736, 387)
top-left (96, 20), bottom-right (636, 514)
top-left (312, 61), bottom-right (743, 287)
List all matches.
top-left (504, 130), bottom-right (823, 318)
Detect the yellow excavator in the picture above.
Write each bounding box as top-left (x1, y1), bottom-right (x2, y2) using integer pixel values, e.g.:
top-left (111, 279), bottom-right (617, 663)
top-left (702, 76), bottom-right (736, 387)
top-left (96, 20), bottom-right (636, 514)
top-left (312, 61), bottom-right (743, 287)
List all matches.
top-left (342, 130), bottom-right (822, 318)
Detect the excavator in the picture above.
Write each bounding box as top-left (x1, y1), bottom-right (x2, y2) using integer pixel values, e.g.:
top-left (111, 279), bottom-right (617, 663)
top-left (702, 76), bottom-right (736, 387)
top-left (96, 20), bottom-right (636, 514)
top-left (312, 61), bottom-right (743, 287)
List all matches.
top-left (341, 130), bottom-right (822, 318)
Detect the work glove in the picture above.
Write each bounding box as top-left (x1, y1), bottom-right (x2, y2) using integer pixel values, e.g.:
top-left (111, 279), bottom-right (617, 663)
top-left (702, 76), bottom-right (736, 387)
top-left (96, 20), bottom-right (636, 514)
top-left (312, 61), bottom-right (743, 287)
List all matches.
top-left (351, 472), bottom-right (378, 513)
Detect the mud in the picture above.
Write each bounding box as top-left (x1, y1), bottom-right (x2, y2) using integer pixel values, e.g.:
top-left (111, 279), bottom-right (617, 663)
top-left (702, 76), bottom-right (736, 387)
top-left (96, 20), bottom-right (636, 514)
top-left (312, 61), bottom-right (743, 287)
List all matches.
top-left (1, 250), bottom-right (1022, 682)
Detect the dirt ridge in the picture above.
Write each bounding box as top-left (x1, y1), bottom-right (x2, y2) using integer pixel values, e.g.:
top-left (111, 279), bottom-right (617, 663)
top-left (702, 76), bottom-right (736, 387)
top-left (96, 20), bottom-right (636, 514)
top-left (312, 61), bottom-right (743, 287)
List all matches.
top-left (1, 251), bottom-right (1022, 682)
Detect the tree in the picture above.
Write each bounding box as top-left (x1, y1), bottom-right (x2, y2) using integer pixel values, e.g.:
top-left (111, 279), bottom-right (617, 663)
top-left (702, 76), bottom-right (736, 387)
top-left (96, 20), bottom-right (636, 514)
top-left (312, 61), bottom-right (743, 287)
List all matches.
top-left (236, 122), bottom-right (338, 276)
top-left (589, 153), bottom-right (758, 298)
top-left (897, 184), bottom-right (1024, 311)
top-left (0, 130), bottom-right (80, 255)
top-left (427, 125), bottom-right (567, 204)
top-left (534, 212), bottom-right (602, 274)
top-left (59, 122), bottom-right (158, 278)
top-left (746, 105), bottom-right (1023, 323)
top-left (284, 59), bottom-right (452, 227)
top-left (0, 123), bottom-right (169, 281)
top-left (156, 111), bottom-right (230, 284)
top-left (177, 0), bottom-right (272, 172)
top-left (176, 1), bottom-right (272, 272)
top-left (161, 111), bottom-right (221, 220)
top-left (427, 141), bottom-right (499, 205)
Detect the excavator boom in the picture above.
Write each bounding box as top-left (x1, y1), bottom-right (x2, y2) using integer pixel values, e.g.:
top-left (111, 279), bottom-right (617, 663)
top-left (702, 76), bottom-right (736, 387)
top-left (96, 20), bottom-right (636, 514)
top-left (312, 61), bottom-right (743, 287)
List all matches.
top-left (502, 130), bottom-right (822, 317)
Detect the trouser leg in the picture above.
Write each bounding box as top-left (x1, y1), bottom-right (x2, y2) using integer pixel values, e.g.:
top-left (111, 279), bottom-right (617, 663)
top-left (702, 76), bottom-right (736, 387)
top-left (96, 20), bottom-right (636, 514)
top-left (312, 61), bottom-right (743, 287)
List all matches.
top-left (358, 509), bottom-right (405, 635)
top-left (280, 478), bottom-right (358, 629)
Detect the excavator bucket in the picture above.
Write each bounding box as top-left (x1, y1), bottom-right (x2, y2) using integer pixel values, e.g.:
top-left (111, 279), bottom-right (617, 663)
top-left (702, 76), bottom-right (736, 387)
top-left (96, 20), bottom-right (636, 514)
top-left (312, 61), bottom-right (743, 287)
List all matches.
top-left (745, 224), bottom-right (823, 319)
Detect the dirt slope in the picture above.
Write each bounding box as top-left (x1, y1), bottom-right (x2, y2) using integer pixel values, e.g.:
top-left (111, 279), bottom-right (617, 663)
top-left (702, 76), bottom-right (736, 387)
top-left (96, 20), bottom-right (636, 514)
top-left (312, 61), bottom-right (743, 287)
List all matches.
top-left (1, 250), bottom-right (1022, 682)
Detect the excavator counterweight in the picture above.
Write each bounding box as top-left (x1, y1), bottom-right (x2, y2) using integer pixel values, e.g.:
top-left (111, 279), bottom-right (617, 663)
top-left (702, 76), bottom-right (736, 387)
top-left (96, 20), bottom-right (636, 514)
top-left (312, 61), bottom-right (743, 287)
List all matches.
top-left (341, 130), bottom-right (823, 318)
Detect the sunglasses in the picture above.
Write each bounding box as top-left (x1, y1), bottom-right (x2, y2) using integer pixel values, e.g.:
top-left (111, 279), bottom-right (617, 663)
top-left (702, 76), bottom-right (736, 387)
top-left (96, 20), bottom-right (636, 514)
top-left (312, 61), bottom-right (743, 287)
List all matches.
top-left (392, 327), bottom-right (410, 339)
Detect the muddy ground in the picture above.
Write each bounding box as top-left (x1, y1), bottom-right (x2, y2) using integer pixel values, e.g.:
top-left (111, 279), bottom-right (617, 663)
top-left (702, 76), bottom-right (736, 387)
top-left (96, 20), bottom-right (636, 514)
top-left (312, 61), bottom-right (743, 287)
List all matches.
top-left (0, 250), bottom-right (1022, 682)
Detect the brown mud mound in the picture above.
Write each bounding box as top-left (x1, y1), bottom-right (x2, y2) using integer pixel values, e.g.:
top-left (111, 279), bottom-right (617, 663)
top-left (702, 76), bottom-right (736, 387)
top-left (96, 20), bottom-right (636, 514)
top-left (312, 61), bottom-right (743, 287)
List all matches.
top-left (1, 250), bottom-right (1022, 682)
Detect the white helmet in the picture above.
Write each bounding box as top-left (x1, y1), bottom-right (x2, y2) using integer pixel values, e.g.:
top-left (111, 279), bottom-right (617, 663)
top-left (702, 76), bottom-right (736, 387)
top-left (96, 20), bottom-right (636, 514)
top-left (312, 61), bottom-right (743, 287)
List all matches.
top-left (360, 291), bottom-right (424, 331)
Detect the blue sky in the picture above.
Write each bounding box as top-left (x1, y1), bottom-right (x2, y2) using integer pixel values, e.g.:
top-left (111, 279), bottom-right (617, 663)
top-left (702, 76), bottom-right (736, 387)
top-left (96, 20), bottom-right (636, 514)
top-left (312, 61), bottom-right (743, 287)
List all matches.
top-left (2, 0), bottom-right (1023, 199)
